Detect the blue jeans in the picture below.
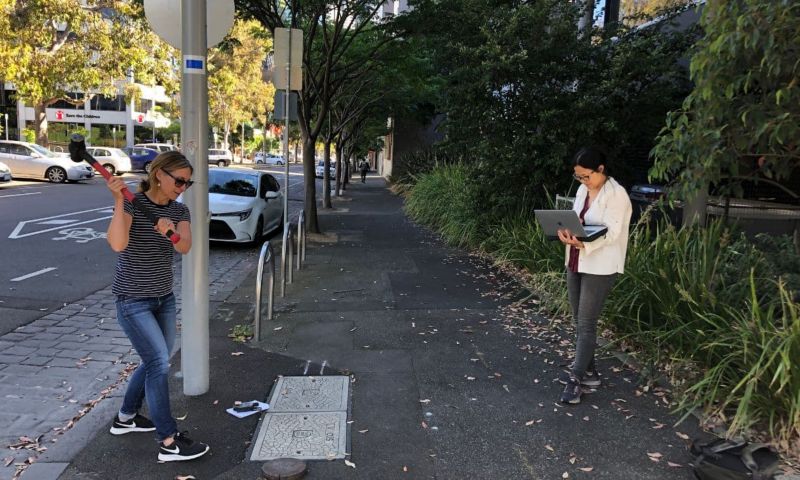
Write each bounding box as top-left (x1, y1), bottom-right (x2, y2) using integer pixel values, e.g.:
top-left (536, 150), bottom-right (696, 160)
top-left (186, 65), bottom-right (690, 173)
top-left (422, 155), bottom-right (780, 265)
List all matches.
top-left (116, 293), bottom-right (177, 441)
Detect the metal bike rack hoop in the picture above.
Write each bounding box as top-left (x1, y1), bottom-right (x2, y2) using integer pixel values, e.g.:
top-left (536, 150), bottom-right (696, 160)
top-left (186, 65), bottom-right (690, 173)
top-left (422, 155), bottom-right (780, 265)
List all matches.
top-left (254, 240), bottom-right (275, 342)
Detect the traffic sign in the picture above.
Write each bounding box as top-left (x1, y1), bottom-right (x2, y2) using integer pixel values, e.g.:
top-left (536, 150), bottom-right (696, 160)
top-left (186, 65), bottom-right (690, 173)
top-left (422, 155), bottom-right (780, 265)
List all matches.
top-left (143, 0), bottom-right (234, 50)
top-left (273, 28), bottom-right (303, 91)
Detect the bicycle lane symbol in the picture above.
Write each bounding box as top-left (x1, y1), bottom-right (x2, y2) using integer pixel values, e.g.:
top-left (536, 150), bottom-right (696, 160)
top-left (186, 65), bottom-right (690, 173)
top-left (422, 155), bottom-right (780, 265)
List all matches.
top-left (52, 227), bottom-right (108, 244)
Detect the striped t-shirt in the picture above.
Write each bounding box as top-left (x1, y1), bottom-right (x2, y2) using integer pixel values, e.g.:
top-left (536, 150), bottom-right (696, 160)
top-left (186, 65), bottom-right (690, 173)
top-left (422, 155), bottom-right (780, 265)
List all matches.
top-left (112, 192), bottom-right (191, 297)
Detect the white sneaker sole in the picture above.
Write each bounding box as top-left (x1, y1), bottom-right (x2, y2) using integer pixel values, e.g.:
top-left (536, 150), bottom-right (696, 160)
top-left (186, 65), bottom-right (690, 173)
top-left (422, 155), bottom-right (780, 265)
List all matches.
top-left (158, 445), bottom-right (210, 462)
top-left (109, 425), bottom-right (157, 435)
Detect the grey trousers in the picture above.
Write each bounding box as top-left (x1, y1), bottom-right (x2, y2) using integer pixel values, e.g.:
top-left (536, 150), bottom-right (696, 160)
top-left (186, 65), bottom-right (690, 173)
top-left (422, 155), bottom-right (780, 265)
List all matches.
top-left (566, 270), bottom-right (618, 379)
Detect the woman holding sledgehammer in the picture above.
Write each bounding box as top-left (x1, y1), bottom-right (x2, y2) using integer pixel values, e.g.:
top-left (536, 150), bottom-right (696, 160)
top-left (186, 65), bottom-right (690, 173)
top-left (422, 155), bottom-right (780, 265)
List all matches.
top-left (105, 151), bottom-right (210, 462)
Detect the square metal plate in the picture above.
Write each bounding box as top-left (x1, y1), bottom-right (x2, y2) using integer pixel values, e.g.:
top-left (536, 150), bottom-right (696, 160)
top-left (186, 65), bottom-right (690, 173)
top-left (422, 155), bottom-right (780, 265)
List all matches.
top-left (250, 411), bottom-right (348, 461)
top-left (268, 375), bottom-right (349, 413)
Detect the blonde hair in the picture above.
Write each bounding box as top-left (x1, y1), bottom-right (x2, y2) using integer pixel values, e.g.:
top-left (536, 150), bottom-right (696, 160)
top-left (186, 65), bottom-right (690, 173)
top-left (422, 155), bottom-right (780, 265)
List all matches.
top-left (139, 151), bottom-right (193, 192)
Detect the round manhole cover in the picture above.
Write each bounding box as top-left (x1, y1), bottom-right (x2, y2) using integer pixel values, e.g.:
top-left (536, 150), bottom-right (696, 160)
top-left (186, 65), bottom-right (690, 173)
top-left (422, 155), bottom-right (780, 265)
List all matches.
top-left (262, 458), bottom-right (308, 479)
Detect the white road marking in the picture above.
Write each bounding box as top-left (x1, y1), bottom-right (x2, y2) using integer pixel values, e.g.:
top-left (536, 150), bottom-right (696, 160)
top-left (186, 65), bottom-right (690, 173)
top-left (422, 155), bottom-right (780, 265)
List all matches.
top-left (0, 192), bottom-right (42, 199)
top-left (11, 267), bottom-right (57, 282)
top-left (9, 206), bottom-right (113, 239)
top-left (38, 219), bottom-right (79, 225)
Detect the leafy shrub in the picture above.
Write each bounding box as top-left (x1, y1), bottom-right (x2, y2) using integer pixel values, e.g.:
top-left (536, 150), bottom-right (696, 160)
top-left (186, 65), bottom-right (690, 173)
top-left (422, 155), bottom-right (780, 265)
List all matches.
top-left (404, 163), bottom-right (482, 248)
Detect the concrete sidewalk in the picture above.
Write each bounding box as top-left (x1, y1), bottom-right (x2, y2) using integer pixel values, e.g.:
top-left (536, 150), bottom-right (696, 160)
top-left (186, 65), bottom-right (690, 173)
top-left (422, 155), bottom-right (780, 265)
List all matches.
top-left (29, 176), bottom-right (715, 479)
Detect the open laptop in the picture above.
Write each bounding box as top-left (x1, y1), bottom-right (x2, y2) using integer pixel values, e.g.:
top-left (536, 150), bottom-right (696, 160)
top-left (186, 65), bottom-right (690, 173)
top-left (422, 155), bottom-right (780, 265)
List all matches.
top-left (534, 210), bottom-right (608, 242)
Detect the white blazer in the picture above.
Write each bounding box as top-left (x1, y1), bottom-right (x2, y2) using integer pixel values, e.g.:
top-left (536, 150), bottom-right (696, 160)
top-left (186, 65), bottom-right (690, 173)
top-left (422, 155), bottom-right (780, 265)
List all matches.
top-left (564, 177), bottom-right (632, 275)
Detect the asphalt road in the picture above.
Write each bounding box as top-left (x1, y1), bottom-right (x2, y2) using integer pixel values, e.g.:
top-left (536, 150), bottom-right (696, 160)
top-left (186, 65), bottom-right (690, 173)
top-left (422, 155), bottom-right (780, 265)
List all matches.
top-left (0, 162), bottom-right (312, 336)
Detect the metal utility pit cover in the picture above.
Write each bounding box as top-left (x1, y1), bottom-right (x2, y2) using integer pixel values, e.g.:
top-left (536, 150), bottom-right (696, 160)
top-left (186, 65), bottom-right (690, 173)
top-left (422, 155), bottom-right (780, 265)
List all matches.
top-left (250, 411), bottom-right (348, 461)
top-left (268, 376), bottom-right (349, 413)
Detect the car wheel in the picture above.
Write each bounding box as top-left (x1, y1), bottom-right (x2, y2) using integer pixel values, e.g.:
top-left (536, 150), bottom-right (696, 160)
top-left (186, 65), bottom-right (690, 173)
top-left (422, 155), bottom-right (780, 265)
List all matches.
top-left (46, 167), bottom-right (68, 183)
top-left (103, 163), bottom-right (116, 176)
top-left (217, 160), bottom-right (226, 167)
top-left (253, 216), bottom-right (265, 246)
top-left (144, 162), bottom-right (152, 174)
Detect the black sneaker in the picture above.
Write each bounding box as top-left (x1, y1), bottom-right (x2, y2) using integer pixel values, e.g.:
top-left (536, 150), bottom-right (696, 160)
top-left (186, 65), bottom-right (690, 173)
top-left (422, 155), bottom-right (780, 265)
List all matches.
top-left (109, 414), bottom-right (156, 435)
top-left (559, 376), bottom-right (582, 404)
top-left (557, 368), bottom-right (601, 387)
top-left (158, 431), bottom-right (210, 462)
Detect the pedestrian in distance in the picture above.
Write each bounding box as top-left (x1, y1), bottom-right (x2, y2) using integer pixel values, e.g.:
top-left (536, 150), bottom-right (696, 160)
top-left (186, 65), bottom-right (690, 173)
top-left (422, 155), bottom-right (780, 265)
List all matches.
top-left (555, 146), bottom-right (632, 405)
top-left (105, 151), bottom-right (210, 462)
top-left (359, 159), bottom-right (369, 183)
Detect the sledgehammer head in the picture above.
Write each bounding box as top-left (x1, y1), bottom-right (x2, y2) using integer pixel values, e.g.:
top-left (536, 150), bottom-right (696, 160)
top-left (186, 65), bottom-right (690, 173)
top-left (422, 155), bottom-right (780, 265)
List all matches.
top-left (68, 134), bottom-right (87, 163)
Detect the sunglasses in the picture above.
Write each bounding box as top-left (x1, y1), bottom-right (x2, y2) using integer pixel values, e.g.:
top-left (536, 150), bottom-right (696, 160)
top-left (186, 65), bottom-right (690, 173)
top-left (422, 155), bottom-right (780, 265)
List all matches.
top-left (163, 169), bottom-right (194, 189)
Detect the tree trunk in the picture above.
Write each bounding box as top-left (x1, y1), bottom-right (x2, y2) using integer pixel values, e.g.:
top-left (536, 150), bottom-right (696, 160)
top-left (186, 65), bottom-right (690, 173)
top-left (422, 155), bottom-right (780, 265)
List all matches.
top-left (323, 139), bottom-right (332, 208)
top-left (303, 137), bottom-right (320, 233)
top-left (34, 103), bottom-right (49, 147)
top-left (334, 143), bottom-right (343, 196)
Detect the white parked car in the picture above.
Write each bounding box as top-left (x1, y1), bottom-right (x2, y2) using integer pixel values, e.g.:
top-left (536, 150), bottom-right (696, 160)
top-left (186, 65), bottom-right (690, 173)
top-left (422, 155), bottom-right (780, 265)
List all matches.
top-left (0, 161), bottom-right (11, 183)
top-left (315, 159), bottom-right (336, 179)
top-left (208, 149), bottom-right (233, 167)
top-left (254, 152), bottom-right (285, 165)
top-left (134, 142), bottom-right (178, 153)
top-left (0, 140), bottom-right (94, 183)
top-left (180, 168), bottom-right (283, 244)
top-left (86, 147), bottom-right (132, 176)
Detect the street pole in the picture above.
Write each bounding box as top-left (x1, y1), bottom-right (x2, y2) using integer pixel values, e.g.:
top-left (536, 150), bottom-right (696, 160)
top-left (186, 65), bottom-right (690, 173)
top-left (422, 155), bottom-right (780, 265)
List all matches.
top-left (283, 38), bottom-right (290, 228)
top-left (112, 126), bottom-right (117, 148)
top-left (241, 122), bottom-right (245, 163)
top-left (180, 0), bottom-right (210, 396)
top-left (4, 114), bottom-right (8, 141)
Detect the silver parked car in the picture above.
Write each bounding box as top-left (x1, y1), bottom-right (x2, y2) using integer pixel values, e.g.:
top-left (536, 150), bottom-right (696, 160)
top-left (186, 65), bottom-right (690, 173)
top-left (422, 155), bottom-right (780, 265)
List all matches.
top-left (86, 147), bottom-right (132, 176)
top-left (0, 161), bottom-right (11, 183)
top-left (0, 140), bottom-right (94, 183)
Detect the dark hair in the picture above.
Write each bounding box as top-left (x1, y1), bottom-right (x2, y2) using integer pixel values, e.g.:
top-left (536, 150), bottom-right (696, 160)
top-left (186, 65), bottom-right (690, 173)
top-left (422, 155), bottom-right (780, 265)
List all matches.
top-left (139, 151), bottom-right (193, 192)
top-left (573, 146), bottom-right (608, 173)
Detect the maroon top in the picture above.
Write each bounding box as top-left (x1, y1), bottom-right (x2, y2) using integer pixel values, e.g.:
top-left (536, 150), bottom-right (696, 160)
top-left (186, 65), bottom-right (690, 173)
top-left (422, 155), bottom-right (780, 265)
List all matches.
top-left (568, 195), bottom-right (591, 273)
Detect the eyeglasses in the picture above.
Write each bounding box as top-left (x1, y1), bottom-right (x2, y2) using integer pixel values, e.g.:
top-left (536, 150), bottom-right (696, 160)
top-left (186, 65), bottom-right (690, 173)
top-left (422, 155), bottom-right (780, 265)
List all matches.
top-left (163, 169), bottom-right (194, 189)
top-left (573, 172), bottom-right (593, 182)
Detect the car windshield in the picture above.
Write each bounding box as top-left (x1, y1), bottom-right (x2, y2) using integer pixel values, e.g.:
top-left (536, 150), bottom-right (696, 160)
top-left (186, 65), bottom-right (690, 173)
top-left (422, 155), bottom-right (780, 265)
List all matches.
top-left (208, 170), bottom-right (258, 197)
top-left (28, 144), bottom-right (58, 158)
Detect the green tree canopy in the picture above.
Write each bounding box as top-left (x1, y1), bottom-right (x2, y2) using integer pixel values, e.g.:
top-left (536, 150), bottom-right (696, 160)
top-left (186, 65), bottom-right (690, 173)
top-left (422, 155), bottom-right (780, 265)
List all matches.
top-left (651, 0), bottom-right (800, 201)
top-left (208, 19), bottom-right (274, 151)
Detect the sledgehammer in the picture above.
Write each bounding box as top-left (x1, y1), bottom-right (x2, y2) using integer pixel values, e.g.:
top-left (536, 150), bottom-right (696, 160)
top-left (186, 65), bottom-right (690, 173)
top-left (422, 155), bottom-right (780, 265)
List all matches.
top-left (68, 134), bottom-right (180, 244)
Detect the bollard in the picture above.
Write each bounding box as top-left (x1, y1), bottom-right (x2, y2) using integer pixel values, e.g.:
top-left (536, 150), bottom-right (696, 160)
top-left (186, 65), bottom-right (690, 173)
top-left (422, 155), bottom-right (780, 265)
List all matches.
top-left (280, 223), bottom-right (289, 297)
top-left (287, 223), bottom-right (295, 284)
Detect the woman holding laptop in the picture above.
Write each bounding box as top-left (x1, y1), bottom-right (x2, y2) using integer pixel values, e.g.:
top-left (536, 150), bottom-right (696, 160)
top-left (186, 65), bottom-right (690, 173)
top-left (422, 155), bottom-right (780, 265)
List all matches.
top-left (555, 147), bottom-right (632, 404)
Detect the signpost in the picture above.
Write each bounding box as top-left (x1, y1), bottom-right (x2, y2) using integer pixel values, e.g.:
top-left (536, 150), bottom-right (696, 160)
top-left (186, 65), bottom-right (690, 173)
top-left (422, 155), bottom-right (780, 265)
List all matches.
top-left (144, 0), bottom-right (234, 396)
top-left (272, 28), bottom-right (303, 229)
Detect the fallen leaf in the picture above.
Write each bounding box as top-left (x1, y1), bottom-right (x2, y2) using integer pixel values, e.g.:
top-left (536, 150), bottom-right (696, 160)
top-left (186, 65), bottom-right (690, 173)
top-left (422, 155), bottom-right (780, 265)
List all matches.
top-left (545, 445), bottom-right (555, 452)
top-left (667, 461), bottom-right (682, 467)
top-left (273, 327), bottom-right (283, 331)
top-left (647, 452), bottom-right (663, 458)
top-left (175, 476), bottom-right (197, 480)
top-left (675, 432), bottom-right (690, 440)
top-left (358, 429), bottom-right (369, 434)
top-left (578, 467), bottom-right (594, 472)
top-left (344, 459), bottom-right (356, 469)
top-left (525, 420), bottom-right (535, 426)
top-left (231, 352), bottom-right (244, 356)
top-left (403, 466), bottom-right (408, 472)
top-left (562, 472), bottom-right (569, 478)
top-left (466, 376), bottom-right (476, 381)
top-left (421, 421), bottom-right (428, 429)
top-left (419, 399), bottom-right (431, 404)
top-left (582, 416), bottom-right (590, 421)
top-left (176, 413), bottom-right (188, 421)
